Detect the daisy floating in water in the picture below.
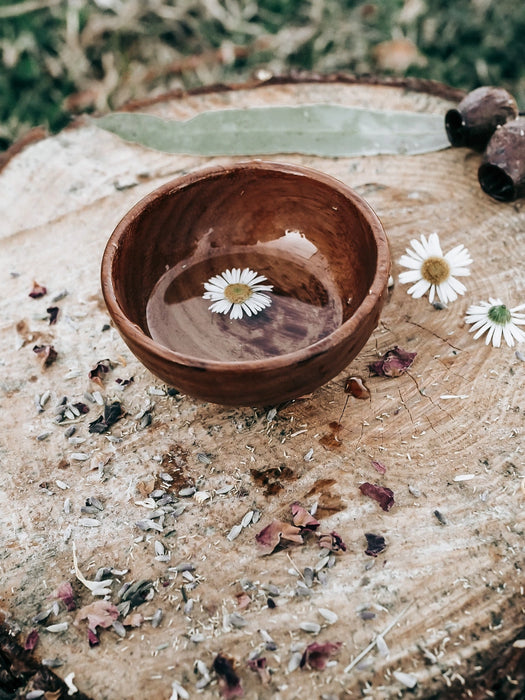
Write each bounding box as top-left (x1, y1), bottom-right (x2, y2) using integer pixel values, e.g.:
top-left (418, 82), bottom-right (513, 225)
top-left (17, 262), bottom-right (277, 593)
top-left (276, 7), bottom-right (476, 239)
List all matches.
top-left (465, 298), bottom-right (525, 347)
top-left (398, 233), bottom-right (472, 304)
top-left (203, 267), bottom-right (273, 320)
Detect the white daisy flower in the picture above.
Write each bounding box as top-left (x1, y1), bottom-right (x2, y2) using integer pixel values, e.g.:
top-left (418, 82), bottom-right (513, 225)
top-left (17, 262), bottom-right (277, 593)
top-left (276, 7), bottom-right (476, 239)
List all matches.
top-left (398, 233), bottom-right (472, 304)
top-left (203, 267), bottom-right (273, 320)
top-left (465, 297), bottom-right (525, 347)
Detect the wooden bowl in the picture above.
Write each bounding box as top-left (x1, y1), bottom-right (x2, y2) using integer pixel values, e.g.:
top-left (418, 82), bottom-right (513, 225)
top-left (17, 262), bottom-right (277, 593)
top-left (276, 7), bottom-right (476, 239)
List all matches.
top-left (101, 161), bottom-right (390, 406)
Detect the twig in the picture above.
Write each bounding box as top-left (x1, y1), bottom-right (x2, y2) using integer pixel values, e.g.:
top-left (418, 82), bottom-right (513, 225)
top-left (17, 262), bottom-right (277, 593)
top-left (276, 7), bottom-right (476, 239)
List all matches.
top-left (343, 602), bottom-right (413, 674)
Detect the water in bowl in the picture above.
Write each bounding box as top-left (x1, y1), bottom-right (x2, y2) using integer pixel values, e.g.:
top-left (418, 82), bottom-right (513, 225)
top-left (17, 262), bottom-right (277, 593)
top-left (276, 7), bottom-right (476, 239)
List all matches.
top-left (146, 247), bottom-right (347, 362)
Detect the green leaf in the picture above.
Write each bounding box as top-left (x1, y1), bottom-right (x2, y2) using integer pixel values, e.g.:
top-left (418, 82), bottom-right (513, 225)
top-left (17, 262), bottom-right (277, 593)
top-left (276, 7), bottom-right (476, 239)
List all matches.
top-left (94, 104), bottom-right (449, 157)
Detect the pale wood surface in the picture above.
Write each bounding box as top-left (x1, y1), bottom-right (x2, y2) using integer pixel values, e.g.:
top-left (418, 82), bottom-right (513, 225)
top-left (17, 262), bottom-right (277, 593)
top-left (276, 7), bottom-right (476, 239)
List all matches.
top-left (0, 79), bottom-right (524, 700)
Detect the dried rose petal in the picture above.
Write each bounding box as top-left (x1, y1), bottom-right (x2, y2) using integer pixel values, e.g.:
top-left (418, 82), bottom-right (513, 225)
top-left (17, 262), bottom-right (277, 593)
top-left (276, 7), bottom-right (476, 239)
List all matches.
top-left (46, 306), bottom-right (59, 324)
top-left (291, 502), bottom-right (320, 530)
top-left (88, 401), bottom-right (123, 434)
top-left (247, 657), bottom-right (269, 686)
top-left (318, 531), bottom-right (347, 552)
top-left (365, 532), bottom-right (387, 557)
top-left (75, 600), bottom-right (119, 632)
top-left (255, 520), bottom-right (303, 554)
top-left (344, 376), bottom-right (370, 399)
top-left (24, 629), bottom-right (39, 651)
top-left (33, 344), bottom-right (57, 368)
top-left (73, 402), bottom-right (90, 414)
top-left (89, 359), bottom-right (113, 384)
top-left (122, 612), bottom-right (144, 627)
top-left (29, 281), bottom-right (47, 298)
top-left (235, 592), bottom-right (251, 610)
top-left (359, 482), bottom-right (395, 511)
top-left (87, 628), bottom-right (99, 646)
top-left (369, 346), bottom-right (416, 378)
top-left (213, 654), bottom-right (243, 699)
top-left (53, 581), bottom-right (76, 611)
top-left (300, 641), bottom-right (342, 670)
top-left (371, 460), bottom-right (387, 474)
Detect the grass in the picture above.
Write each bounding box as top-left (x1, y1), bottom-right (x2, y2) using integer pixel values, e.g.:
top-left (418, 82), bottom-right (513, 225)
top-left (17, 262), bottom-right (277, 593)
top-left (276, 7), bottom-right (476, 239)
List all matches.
top-left (1, 0), bottom-right (524, 150)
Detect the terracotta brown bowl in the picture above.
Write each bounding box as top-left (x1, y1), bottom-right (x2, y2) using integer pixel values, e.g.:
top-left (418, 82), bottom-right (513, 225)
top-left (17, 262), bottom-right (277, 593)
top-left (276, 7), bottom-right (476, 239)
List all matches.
top-left (101, 161), bottom-right (390, 406)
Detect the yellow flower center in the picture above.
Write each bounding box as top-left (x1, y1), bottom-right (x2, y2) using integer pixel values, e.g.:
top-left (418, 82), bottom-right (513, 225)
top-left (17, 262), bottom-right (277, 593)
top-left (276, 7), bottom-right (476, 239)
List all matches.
top-left (224, 283), bottom-right (252, 304)
top-left (421, 256), bottom-right (450, 285)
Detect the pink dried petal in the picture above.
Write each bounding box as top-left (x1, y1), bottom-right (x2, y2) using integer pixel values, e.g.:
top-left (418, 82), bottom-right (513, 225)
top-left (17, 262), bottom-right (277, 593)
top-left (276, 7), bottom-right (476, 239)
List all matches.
top-left (29, 281), bottom-right (47, 298)
top-left (291, 502), bottom-right (320, 530)
top-left (365, 532), bottom-right (387, 557)
top-left (369, 346), bottom-right (416, 377)
top-left (235, 592), bottom-right (252, 610)
top-left (24, 629), bottom-right (39, 651)
top-left (318, 531), bottom-right (347, 552)
top-left (46, 306), bottom-right (59, 324)
top-left (359, 482), bottom-right (395, 511)
top-left (300, 641), bottom-right (342, 670)
top-left (89, 359), bottom-right (113, 384)
top-left (54, 581), bottom-right (76, 611)
top-left (255, 520), bottom-right (303, 554)
top-left (344, 376), bottom-right (370, 399)
top-left (371, 460), bottom-right (387, 474)
top-left (213, 654), bottom-right (243, 699)
top-left (247, 657), bottom-right (269, 686)
top-left (33, 344), bottom-right (57, 368)
top-left (75, 600), bottom-right (119, 632)
top-left (87, 628), bottom-right (99, 646)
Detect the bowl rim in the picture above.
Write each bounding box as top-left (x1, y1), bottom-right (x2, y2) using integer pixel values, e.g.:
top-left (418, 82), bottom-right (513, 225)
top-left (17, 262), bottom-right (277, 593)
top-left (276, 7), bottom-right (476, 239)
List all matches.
top-left (101, 160), bottom-right (390, 373)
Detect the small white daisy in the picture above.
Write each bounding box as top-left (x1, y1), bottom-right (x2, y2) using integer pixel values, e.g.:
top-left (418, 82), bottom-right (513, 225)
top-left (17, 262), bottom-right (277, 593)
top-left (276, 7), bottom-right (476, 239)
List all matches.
top-left (203, 267), bottom-right (273, 320)
top-left (398, 233), bottom-right (472, 304)
top-left (465, 297), bottom-right (525, 347)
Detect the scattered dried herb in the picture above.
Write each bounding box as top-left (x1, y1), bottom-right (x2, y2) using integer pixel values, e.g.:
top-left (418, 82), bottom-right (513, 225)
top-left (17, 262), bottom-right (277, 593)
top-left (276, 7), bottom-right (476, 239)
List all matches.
top-left (73, 402), bottom-right (90, 414)
top-left (300, 641), bottom-right (342, 670)
top-left (359, 482), bottom-right (395, 511)
top-left (33, 344), bottom-right (57, 368)
top-left (29, 280), bottom-right (47, 298)
top-left (364, 532), bottom-right (387, 557)
top-left (255, 520), bottom-right (303, 554)
top-left (291, 502), bottom-right (320, 530)
top-left (369, 346), bottom-right (416, 377)
top-left (116, 377), bottom-right (134, 387)
top-left (88, 401), bottom-right (123, 433)
top-left (213, 653), bottom-right (243, 699)
top-left (46, 306), bottom-right (59, 324)
top-left (344, 376), bottom-right (370, 399)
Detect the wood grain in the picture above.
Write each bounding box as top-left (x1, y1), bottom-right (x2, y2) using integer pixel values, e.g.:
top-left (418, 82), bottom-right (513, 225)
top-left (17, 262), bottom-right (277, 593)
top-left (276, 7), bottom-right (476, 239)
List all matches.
top-left (0, 77), bottom-right (523, 700)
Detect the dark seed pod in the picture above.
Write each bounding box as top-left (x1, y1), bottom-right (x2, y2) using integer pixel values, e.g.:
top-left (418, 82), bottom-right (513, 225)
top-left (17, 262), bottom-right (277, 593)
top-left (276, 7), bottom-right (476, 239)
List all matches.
top-left (445, 86), bottom-right (518, 151)
top-left (478, 117), bottom-right (525, 202)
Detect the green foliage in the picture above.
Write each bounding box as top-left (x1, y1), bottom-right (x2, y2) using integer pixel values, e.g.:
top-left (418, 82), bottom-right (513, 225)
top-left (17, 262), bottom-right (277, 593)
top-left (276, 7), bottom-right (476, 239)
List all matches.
top-left (0, 0), bottom-right (524, 150)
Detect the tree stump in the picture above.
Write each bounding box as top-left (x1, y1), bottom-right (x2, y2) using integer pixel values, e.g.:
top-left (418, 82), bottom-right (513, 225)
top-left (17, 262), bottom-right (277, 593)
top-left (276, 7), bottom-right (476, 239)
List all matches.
top-left (0, 76), bottom-right (523, 700)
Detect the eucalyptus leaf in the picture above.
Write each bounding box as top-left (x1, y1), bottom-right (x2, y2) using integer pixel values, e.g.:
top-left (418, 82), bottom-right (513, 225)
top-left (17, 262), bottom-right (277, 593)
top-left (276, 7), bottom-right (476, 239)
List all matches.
top-left (94, 104), bottom-right (449, 157)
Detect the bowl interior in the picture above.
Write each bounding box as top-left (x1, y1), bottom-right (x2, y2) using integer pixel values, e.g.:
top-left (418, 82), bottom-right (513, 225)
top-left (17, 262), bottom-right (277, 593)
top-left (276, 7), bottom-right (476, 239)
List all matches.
top-left (109, 164), bottom-right (383, 364)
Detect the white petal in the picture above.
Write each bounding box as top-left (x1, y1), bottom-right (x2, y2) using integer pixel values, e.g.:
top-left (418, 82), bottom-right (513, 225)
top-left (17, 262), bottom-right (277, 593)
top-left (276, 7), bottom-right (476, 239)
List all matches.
top-left (437, 282), bottom-right (457, 304)
top-left (407, 279), bottom-right (431, 298)
top-left (399, 270), bottom-right (422, 284)
top-left (410, 236), bottom-right (431, 259)
top-left (510, 303), bottom-right (525, 313)
top-left (202, 290), bottom-right (224, 301)
top-left (446, 276), bottom-right (467, 295)
top-left (502, 325), bottom-right (515, 347)
top-left (241, 302), bottom-right (253, 317)
top-left (509, 324), bottom-right (525, 343)
top-left (230, 304), bottom-right (243, 320)
top-left (209, 299), bottom-right (232, 314)
top-left (472, 321), bottom-right (493, 339)
top-left (427, 233), bottom-right (443, 256)
top-left (428, 284), bottom-right (436, 304)
top-left (399, 255), bottom-right (423, 270)
top-left (251, 284), bottom-right (273, 292)
top-left (492, 325), bottom-right (503, 347)
top-left (485, 324), bottom-right (497, 346)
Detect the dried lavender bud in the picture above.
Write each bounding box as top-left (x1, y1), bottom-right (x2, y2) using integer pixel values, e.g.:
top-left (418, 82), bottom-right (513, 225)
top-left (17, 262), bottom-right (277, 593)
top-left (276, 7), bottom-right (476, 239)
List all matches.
top-left (478, 117), bottom-right (525, 202)
top-left (445, 86), bottom-right (518, 151)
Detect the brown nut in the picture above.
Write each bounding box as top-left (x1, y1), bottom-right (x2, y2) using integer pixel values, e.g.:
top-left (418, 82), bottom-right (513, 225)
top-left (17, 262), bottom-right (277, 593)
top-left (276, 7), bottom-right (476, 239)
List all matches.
top-left (478, 117), bottom-right (525, 202)
top-left (445, 86), bottom-right (518, 151)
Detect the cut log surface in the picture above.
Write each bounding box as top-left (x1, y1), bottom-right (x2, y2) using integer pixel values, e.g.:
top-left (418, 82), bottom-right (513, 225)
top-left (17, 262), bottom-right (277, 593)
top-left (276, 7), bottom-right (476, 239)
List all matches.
top-left (0, 77), bottom-right (523, 700)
